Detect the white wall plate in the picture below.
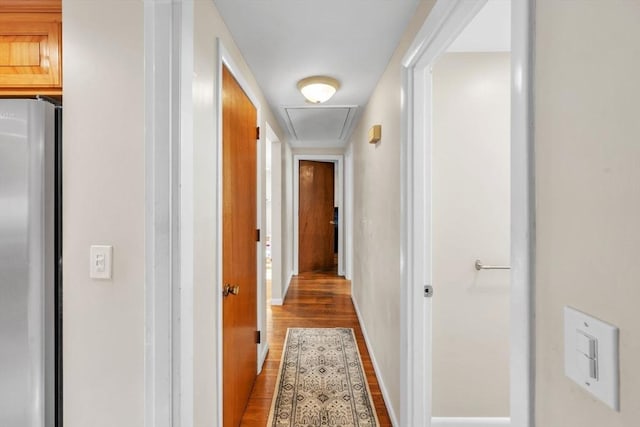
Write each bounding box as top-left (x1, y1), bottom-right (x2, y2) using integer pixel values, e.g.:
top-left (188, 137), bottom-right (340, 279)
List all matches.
top-left (564, 306), bottom-right (619, 410)
top-left (89, 245), bottom-right (113, 280)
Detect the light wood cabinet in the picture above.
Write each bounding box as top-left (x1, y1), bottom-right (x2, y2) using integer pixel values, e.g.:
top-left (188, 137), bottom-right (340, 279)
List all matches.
top-left (0, 8), bottom-right (62, 96)
top-left (1, 1), bottom-right (61, 13)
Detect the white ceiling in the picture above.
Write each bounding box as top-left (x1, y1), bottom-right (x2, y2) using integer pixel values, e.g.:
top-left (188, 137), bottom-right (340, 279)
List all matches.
top-left (213, 0), bottom-right (420, 147)
top-left (447, 0), bottom-right (511, 53)
top-left (284, 106), bottom-right (358, 142)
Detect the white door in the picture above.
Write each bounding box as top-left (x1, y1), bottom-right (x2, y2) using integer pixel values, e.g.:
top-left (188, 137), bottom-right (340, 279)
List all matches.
top-left (400, 1), bottom-right (534, 426)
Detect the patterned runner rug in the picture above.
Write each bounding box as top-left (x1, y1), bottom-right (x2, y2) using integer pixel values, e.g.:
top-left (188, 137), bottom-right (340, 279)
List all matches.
top-left (267, 328), bottom-right (380, 427)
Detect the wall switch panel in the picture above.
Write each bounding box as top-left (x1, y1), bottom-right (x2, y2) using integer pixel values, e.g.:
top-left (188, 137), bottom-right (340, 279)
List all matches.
top-left (90, 245), bottom-right (113, 280)
top-left (564, 306), bottom-right (619, 410)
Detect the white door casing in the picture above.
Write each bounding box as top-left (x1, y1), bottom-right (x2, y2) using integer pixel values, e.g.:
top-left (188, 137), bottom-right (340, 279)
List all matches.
top-left (292, 154), bottom-right (345, 277)
top-left (144, 1), bottom-right (194, 426)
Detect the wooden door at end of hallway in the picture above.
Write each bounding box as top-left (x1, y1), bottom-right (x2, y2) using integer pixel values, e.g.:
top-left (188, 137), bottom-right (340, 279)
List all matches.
top-left (222, 65), bottom-right (258, 427)
top-left (299, 160), bottom-right (335, 273)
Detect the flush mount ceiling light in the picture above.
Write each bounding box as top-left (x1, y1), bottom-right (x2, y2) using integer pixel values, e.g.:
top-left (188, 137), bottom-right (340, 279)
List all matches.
top-left (297, 76), bottom-right (340, 104)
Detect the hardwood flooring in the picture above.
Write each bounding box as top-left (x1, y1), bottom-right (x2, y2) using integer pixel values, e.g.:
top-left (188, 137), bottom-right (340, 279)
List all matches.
top-left (240, 270), bottom-right (392, 426)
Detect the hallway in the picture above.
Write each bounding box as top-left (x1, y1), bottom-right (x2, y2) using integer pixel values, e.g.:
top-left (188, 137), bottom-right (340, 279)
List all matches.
top-left (43, 0), bottom-right (640, 425)
top-left (240, 272), bottom-right (392, 426)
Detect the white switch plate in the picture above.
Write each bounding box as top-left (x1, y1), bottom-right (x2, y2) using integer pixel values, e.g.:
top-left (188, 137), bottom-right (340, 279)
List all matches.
top-left (90, 245), bottom-right (113, 280)
top-left (564, 306), bottom-right (619, 410)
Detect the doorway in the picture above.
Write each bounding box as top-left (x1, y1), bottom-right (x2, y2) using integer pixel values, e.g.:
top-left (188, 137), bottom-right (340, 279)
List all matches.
top-left (431, 27), bottom-right (511, 421)
top-left (298, 160), bottom-right (336, 273)
top-left (293, 154), bottom-right (345, 276)
top-left (400, 0), bottom-right (534, 426)
top-left (265, 133), bottom-right (273, 310)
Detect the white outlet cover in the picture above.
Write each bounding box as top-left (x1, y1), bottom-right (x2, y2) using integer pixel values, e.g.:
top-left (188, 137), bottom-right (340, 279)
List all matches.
top-left (564, 306), bottom-right (619, 410)
top-left (90, 245), bottom-right (113, 280)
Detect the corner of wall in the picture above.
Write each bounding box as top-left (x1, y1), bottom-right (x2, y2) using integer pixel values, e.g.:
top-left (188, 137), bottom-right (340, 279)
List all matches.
top-left (347, 0), bottom-right (436, 418)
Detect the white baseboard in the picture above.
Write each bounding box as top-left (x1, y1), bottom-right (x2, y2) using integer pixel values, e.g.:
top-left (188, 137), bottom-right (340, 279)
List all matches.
top-left (257, 343), bottom-right (269, 374)
top-left (351, 295), bottom-right (399, 427)
top-left (432, 417), bottom-right (510, 427)
top-left (271, 272), bottom-right (293, 306)
top-left (282, 270), bottom-right (293, 301)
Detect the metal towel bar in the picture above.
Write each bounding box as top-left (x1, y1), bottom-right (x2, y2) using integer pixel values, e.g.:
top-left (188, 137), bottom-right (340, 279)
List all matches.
top-left (475, 259), bottom-right (511, 271)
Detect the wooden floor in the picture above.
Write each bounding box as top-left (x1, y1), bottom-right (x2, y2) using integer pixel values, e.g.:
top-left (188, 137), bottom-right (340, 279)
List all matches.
top-left (240, 270), bottom-right (392, 426)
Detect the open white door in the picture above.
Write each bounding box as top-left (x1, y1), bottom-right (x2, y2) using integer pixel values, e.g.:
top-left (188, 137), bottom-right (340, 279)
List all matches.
top-left (400, 1), bottom-right (534, 426)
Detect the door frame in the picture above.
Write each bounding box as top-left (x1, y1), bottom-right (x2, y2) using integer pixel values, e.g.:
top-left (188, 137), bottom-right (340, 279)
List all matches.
top-left (293, 154), bottom-right (344, 277)
top-left (266, 124), bottom-right (285, 305)
top-left (399, 1), bottom-right (535, 426)
top-left (257, 121), bottom-right (276, 369)
top-left (143, 1), bottom-right (194, 426)
top-left (343, 144), bottom-right (354, 281)
top-left (214, 38), bottom-right (264, 427)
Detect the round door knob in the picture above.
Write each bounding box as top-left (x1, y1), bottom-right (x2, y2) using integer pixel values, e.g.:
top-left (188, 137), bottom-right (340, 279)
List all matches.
top-left (223, 284), bottom-right (240, 297)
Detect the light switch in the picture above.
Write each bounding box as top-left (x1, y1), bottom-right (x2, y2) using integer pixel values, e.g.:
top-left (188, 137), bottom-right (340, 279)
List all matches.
top-left (588, 357), bottom-right (598, 380)
top-left (564, 306), bottom-right (619, 411)
top-left (90, 245), bottom-right (113, 280)
top-left (576, 351), bottom-right (598, 380)
top-left (576, 331), bottom-right (596, 359)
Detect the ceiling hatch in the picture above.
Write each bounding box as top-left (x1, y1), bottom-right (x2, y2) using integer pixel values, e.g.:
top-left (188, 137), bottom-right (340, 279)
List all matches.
top-left (283, 106), bottom-right (358, 144)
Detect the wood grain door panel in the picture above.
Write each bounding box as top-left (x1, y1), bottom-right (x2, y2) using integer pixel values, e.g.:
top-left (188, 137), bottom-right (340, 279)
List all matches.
top-left (222, 65), bottom-right (258, 427)
top-left (299, 160), bottom-right (335, 272)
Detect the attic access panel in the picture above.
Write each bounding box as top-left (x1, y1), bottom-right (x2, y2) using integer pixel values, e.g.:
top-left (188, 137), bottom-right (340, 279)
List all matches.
top-left (284, 106), bottom-right (356, 142)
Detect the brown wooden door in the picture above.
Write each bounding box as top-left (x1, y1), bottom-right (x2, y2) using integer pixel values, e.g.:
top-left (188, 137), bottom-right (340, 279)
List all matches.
top-left (222, 65), bottom-right (257, 427)
top-left (298, 160), bottom-right (335, 272)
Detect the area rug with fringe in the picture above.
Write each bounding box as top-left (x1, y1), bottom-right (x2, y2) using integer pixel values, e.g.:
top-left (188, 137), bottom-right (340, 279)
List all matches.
top-left (267, 327), bottom-right (380, 427)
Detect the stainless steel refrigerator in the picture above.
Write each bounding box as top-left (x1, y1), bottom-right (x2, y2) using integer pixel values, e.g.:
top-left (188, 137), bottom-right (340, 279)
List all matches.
top-left (1, 99), bottom-right (62, 427)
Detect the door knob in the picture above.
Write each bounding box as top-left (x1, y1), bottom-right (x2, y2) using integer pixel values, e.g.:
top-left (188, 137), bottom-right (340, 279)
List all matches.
top-left (223, 284), bottom-right (240, 297)
top-left (329, 220), bottom-right (336, 225)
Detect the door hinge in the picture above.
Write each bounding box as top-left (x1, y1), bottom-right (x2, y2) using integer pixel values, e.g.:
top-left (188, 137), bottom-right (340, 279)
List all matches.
top-left (255, 330), bottom-right (261, 344)
top-left (256, 126), bottom-right (260, 140)
top-left (256, 229), bottom-right (261, 242)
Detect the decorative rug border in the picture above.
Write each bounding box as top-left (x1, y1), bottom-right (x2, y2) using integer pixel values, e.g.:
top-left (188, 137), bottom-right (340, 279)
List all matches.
top-left (267, 327), bottom-right (381, 426)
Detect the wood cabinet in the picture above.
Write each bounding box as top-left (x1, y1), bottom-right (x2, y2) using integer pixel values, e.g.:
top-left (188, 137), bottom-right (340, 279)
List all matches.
top-left (0, 1), bottom-right (62, 96)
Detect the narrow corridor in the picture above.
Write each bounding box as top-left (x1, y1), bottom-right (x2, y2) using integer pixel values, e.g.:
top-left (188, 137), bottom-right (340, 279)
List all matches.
top-left (240, 272), bottom-right (392, 426)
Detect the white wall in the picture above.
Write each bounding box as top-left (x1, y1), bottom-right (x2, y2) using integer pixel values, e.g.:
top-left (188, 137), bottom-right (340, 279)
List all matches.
top-left (535, 1), bottom-right (640, 425)
top-left (64, 0), bottom-right (285, 425)
top-left (431, 52), bottom-right (510, 417)
top-left (63, 1), bottom-right (145, 426)
top-left (291, 147), bottom-right (344, 156)
top-left (348, 0), bottom-right (436, 419)
top-left (281, 142), bottom-right (295, 296)
top-left (270, 138), bottom-right (283, 303)
top-left (192, 1), bottom-right (286, 425)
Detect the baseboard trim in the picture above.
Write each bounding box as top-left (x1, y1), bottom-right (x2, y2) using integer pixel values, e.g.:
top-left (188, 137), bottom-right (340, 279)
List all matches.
top-left (351, 294), bottom-right (399, 427)
top-left (258, 342), bottom-right (269, 374)
top-left (282, 270), bottom-right (293, 301)
top-left (432, 417), bottom-right (510, 427)
top-left (271, 298), bottom-right (284, 306)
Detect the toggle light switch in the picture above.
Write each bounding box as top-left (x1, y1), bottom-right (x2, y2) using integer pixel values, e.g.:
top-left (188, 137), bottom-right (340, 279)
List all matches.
top-left (576, 331), bottom-right (596, 359)
top-left (588, 357), bottom-right (598, 380)
top-left (576, 351), bottom-right (598, 380)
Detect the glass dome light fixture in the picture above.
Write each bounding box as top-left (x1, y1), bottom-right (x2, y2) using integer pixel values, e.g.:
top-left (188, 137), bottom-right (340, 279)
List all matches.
top-left (297, 76), bottom-right (340, 104)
